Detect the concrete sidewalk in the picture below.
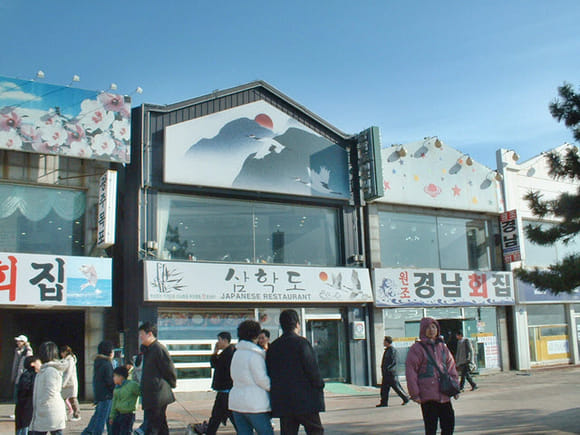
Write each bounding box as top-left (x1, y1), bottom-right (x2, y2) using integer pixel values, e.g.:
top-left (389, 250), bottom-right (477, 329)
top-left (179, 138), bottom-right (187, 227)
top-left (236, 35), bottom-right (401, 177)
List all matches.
top-left (1, 366), bottom-right (579, 434)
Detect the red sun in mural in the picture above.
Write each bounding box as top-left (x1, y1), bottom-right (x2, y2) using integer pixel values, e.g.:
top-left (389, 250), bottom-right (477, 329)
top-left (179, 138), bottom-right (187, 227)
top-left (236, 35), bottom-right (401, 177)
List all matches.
top-left (254, 113), bottom-right (273, 130)
top-left (319, 272), bottom-right (328, 282)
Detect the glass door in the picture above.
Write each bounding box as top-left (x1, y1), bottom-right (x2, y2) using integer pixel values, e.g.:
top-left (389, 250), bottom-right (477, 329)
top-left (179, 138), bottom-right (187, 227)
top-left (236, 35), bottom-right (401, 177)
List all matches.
top-left (306, 319), bottom-right (347, 382)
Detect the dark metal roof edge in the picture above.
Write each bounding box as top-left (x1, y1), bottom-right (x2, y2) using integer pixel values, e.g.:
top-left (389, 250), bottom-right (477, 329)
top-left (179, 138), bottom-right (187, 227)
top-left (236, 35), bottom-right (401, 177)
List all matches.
top-left (142, 80), bottom-right (353, 140)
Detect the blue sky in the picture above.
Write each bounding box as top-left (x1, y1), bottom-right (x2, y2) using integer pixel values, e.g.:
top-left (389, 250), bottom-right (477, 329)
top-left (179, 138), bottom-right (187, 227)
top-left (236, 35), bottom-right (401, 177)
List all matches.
top-left (1, 0), bottom-right (579, 167)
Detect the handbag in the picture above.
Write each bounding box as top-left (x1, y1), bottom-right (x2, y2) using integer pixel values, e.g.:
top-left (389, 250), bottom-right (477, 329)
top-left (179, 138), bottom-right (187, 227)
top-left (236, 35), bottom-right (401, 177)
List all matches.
top-left (419, 342), bottom-right (461, 397)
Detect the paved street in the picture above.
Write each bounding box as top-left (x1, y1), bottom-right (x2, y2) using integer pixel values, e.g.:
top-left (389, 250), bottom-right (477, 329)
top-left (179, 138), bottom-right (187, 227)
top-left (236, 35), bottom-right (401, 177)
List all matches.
top-left (1, 366), bottom-right (578, 434)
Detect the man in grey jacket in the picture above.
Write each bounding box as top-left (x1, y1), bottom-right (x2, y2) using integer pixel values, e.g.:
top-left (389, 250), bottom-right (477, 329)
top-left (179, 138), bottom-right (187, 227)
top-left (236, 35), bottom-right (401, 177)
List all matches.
top-left (11, 335), bottom-right (33, 399)
top-left (377, 336), bottom-right (409, 407)
top-left (455, 331), bottom-right (478, 391)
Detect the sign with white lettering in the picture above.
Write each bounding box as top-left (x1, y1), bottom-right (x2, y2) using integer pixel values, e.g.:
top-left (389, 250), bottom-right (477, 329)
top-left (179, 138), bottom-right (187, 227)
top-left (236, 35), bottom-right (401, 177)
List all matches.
top-left (97, 170), bottom-right (117, 248)
top-left (499, 209), bottom-right (521, 263)
top-left (0, 252), bottom-right (112, 306)
top-left (144, 261), bottom-right (373, 303)
top-left (374, 267), bottom-right (514, 307)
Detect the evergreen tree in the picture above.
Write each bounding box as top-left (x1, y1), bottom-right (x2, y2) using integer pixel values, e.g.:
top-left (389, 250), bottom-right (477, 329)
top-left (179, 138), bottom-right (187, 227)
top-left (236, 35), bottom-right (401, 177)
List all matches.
top-left (516, 83), bottom-right (580, 294)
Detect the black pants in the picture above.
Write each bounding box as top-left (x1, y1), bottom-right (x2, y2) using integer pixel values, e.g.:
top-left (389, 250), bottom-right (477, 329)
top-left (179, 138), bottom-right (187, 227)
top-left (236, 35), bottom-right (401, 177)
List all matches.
top-left (380, 374), bottom-right (409, 405)
top-left (111, 412), bottom-right (136, 435)
top-left (144, 405), bottom-right (169, 435)
top-left (420, 401), bottom-right (454, 435)
top-left (280, 413), bottom-right (324, 435)
top-left (458, 364), bottom-right (476, 390)
top-left (207, 392), bottom-right (235, 435)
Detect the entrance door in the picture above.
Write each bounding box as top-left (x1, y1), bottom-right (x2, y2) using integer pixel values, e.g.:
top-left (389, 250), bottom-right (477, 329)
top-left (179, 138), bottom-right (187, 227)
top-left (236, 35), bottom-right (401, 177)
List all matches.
top-left (306, 319), bottom-right (346, 382)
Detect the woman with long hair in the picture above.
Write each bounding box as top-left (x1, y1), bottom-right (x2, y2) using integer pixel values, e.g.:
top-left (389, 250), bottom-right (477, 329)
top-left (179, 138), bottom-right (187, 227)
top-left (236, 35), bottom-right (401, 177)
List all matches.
top-left (60, 345), bottom-right (81, 421)
top-left (29, 341), bottom-right (67, 435)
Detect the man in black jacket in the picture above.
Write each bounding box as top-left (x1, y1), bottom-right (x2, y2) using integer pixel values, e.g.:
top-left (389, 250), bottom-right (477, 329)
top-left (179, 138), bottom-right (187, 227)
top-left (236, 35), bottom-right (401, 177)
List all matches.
top-left (139, 322), bottom-right (177, 435)
top-left (81, 340), bottom-right (115, 435)
top-left (203, 331), bottom-right (236, 434)
top-left (377, 336), bottom-right (409, 407)
top-left (267, 309), bottom-right (325, 435)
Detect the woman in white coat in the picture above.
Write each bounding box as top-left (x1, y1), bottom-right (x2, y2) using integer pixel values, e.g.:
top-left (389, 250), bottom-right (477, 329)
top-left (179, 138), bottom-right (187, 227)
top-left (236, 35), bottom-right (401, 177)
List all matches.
top-left (229, 320), bottom-right (273, 435)
top-left (60, 345), bottom-right (80, 421)
top-left (29, 341), bottom-right (67, 435)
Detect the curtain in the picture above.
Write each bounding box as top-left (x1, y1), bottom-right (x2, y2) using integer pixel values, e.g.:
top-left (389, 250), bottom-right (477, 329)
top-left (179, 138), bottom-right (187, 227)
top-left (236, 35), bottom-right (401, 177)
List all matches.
top-left (0, 185), bottom-right (85, 222)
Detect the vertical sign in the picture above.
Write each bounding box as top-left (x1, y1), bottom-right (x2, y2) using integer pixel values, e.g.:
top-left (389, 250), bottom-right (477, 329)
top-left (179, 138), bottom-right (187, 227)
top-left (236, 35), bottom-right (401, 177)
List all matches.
top-left (357, 126), bottom-right (384, 201)
top-left (499, 209), bottom-right (521, 263)
top-left (97, 170), bottom-right (117, 248)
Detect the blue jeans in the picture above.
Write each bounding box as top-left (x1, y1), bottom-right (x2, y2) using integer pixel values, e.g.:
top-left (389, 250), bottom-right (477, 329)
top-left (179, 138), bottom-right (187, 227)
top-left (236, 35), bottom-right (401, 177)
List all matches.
top-left (111, 413), bottom-right (135, 435)
top-left (81, 400), bottom-right (112, 435)
top-left (16, 428), bottom-right (29, 435)
top-left (233, 412), bottom-right (274, 435)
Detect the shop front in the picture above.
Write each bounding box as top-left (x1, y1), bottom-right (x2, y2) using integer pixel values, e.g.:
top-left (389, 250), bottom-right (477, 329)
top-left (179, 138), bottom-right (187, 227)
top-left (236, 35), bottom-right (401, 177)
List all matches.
top-left (144, 261), bottom-right (372, 391)
top-left (118, 81), bottom-right (376, 390)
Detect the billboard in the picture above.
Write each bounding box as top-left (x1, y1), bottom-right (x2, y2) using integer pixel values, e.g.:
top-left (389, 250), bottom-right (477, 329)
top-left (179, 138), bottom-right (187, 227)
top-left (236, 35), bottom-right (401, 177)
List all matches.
top-left (0, 252), bottom-right (112, 307)
top-left (144, 261), bottom-right (373, 303)
top-left (499, 209), bottom-right (521, 263)
top-left (0, 76), bottom-right (130, 163)
top-left (374, 267), bottom-right (514, 307)
top-left (164, 100), bottom-right (350, 199)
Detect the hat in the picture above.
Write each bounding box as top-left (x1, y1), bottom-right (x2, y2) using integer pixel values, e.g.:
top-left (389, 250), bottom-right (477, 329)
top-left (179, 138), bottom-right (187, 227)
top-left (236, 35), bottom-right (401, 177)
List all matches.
top-left (14, 335), bottom-right (28, 342)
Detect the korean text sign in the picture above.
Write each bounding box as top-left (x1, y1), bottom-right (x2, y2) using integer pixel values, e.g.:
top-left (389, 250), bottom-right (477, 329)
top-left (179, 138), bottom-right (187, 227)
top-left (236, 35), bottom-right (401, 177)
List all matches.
top-left (144, 261), bottom-right (373, 303)
top-left (0, 252), bottom-right (112, 306)
top-left (374, 267), bottom-right (514, 307)
top-left (499, 209), bottom-right (521, 263)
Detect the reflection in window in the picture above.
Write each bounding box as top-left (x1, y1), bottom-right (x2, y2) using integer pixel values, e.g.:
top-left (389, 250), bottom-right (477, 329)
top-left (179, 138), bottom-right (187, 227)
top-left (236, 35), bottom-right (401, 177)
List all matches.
top-left (523, 220), bottom-right (580, 268)
top-left (379, 211), bottom-right (490, 270)
top-left (157, 194), bottom-right (340, 266)
top-left (0, 184), bottom-right (85, 255)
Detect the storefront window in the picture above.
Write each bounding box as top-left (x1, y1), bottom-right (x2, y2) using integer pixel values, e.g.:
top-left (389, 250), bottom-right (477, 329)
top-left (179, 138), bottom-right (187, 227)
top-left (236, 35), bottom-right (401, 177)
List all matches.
top-left (379, 211), bottom-right (491, 270)
top-left (0, 184), bottom-right (85, 255)
top-left (523, 220), bottom-right (580, 268)
top-left (383, 306), bottom-right (500, 375)
top-left (157, 194), bottom-right (340, 266)
top-left (526, 304), bottom-right (569, 363)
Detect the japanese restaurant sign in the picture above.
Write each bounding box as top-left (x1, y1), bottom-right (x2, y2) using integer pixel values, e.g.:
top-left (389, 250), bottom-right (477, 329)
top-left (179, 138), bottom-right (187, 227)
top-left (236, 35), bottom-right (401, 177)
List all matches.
top-left (374, 267), bottom-right (514, 307)
top-left (499, 209), bottom-right (521, 263)
top-left (144, 261), bottom-right (373, 303)
top-left (0, 252), bottom-right (112, 307)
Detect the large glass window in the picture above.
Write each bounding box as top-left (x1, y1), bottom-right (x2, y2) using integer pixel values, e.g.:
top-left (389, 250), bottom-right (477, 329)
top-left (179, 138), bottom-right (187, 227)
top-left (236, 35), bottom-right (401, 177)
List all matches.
top-left (526, 304), bottom-right (569, 363)
top-left (379, 211), bottom-right (490, 270)
top-left (0, 184), bottom-right (85, 255)
top-left (523, 220), bottom-right (580, 268)
top-left (157, 194), bottom-right (340, 266)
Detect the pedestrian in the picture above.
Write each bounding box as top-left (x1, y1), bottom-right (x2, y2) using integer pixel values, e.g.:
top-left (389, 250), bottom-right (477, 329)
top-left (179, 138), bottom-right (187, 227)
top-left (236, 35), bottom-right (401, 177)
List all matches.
top-left (139, 321), bottom-right (177, 435)
top-left (455, 331), bottom-right (478, 392)
top-left (108, 366), bottom-right (141, 435)
top-left (195, 332), bottom-right (237, 435)
top-left (132, 344), bottom-right (149, 435)
top-left (229, 320), bottom-right (273, 435)
top-left (258, 329), bottom-right (270, 351)
top-left (266, 309), bottom-right (325, 435)
top-left (29, 341), bottom-right (67, 435)
top-left (81, 340), bottom-right (115, 435)
top-left (15, 355), bottom-right (41, 435)
top-left (406, 317), bottom-right (459, 435)
top-left (376, 336), bottom-right (410, 407)
top-left (12, 335), bottom-right (33, 402)
top-left (60, 345), bottom-right (81, 421)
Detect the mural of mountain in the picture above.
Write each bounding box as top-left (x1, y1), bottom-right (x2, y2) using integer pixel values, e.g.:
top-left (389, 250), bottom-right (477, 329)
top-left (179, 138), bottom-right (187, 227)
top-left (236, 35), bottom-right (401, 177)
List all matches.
top-left (234, 127), bottom-right (349, 197)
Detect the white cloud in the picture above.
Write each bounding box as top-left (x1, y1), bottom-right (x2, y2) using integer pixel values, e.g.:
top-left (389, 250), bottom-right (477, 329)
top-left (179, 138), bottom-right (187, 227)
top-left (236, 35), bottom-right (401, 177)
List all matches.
top-left (0, 81), bottom-right (41, 102)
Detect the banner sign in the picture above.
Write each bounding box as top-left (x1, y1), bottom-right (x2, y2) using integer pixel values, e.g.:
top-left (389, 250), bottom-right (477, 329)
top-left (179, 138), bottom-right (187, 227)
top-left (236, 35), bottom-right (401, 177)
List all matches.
top-left (516, 279), bottom-right (580, 303)
top-left (374, 267), bottom-right (514, 307)
top-left (0, 252), bottom-right (112, 307)
top-left (0, 76), bottom-right (130, 163)
top-left (97, 170), bottom-right (117, 248)
top-left (144, 261), bottom-right (373, 303)
top-left (500, 209), bottom-right (521, 263)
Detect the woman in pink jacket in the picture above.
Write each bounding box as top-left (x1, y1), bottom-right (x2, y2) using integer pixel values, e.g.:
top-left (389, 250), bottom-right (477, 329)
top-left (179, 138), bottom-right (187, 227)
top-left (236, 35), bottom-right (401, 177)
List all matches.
top-left (405, 317), bottom-right (459, 435)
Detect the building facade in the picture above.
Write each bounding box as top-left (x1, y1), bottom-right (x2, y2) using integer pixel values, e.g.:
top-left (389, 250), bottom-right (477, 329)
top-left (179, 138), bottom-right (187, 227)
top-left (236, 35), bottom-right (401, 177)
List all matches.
top-left (0, 76), bottom-right (130, 399)
top-left (118, 82), bottom-right (375, 391)
top-left (497, 146), bottom-right (580, 369)
top-left (367, 138), bottom-right (514, 382)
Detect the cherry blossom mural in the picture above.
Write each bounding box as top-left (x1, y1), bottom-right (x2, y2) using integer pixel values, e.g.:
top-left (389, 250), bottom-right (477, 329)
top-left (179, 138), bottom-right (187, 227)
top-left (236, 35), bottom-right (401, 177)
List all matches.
top-left (0, 76), bottom-right (131, 163)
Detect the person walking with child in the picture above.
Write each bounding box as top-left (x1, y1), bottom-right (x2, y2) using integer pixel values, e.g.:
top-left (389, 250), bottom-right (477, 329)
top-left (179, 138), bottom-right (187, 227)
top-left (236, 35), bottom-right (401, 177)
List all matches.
top-left (108, 366), bottom-right (140, 435)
